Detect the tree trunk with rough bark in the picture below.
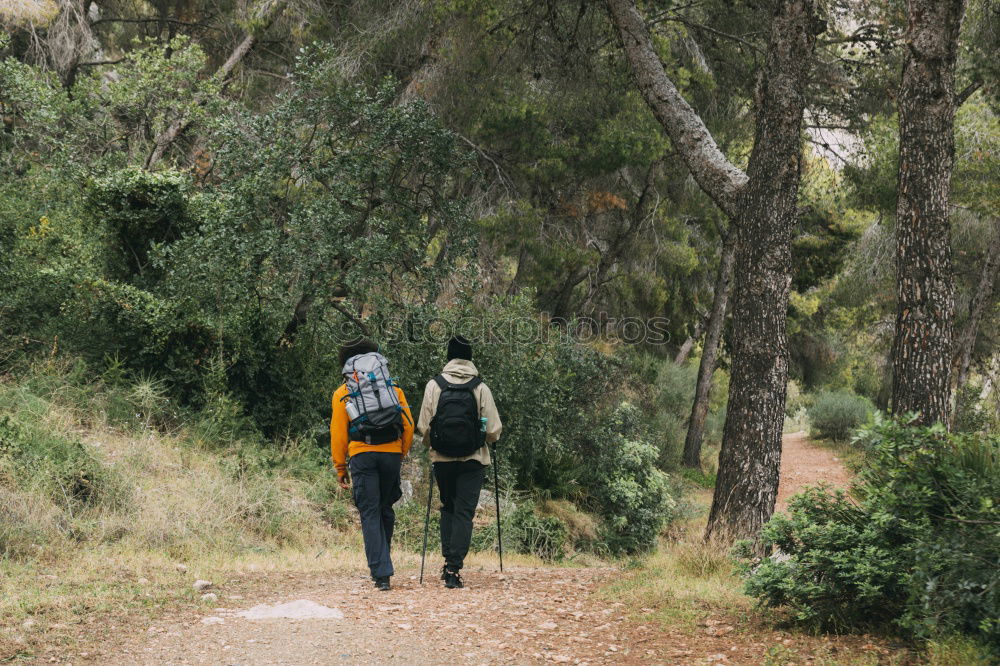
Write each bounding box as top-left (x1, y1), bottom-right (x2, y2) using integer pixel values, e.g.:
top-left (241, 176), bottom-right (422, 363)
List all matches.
top-left (682, 229), bottom-right (737, 468)
top-left (603, 0), bottom-right (746, 220)
top-left (606, 0), bottom-right (819, 541)
top-left (705, 1), bottom-right (817, 540)
top-left (890, 0), bottom-right (966, 427)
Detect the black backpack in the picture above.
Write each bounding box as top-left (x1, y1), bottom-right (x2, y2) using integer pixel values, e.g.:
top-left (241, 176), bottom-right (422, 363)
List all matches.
top-left (429, 375), bottom-right (484, 457)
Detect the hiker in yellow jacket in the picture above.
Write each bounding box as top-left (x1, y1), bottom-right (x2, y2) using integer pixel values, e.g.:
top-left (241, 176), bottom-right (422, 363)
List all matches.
top-left (331, 338), bottom-right (414, 591)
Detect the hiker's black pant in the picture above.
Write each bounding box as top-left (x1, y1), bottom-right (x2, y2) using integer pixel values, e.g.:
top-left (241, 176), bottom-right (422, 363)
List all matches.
top-left (434, 460), bottom-right (486, 571)
top-left (349, 451), bottom-right (402, 579)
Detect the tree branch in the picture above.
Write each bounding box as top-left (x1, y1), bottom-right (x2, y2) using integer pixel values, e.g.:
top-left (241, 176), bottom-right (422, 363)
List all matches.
top-left (91, 17), bottom-right (221, 31)
top-left (956, 79), bottom-right (983, 106)
top-left (144, 0), bottom-right (289, 169)
top-left (330, 300), bottom-right (372, 337)
top-left (604, 0), bottom-right (747, 219)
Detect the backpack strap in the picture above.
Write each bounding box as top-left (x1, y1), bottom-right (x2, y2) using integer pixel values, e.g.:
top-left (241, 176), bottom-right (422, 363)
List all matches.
top-left (434, 375), bottom-right (482, 392)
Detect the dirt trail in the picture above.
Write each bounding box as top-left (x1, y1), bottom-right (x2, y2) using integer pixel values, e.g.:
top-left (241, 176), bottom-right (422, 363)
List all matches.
top-left (775, 431), bottom-right (852, 512)
top-left (90, 434), bottom-right (856, 665)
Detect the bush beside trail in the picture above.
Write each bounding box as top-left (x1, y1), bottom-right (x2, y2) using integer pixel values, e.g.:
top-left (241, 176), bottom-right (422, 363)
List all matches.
top-left (807, 389), bottom-right (874, 442)
top-left (741, 417), bottom-right (999, 658)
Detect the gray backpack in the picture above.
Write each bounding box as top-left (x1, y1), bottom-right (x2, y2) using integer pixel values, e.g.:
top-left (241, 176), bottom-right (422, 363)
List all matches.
top-left (341, 352), bottom-right (406, 445)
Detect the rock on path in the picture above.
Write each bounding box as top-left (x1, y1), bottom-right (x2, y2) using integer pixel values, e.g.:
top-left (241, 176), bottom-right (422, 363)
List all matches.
top-left (237, 600), bottom-right (345, 620)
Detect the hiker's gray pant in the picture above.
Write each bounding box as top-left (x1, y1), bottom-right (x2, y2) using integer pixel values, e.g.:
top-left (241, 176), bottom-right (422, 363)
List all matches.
top-left (349, 451), bottom-right (402, 578)
top-left (434, 460), bottom-right (486, 571)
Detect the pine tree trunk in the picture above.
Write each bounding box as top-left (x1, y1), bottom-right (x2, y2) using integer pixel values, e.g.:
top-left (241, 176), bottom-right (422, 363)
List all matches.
top-left (890, 0), bottom-right (966, 427)
top-left (682, 229), bottom-right (737, 468)
top-left (704, 0), bottom-right (818, 541)
top-left (606, 0), bottom-right (818, 540)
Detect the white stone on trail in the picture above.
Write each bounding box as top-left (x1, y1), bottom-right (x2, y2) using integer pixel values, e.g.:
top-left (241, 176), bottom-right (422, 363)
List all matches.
top-left (201, 616), bottom-right (225, 625)
top-left (236, 600), bottom-right (344, 620)
top-left (192, 579), bottom-right (212, 591)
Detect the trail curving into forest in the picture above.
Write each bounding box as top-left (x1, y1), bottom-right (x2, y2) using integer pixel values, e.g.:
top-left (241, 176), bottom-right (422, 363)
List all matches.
top-left (775, 431), bottom-right (852, 512)
top-left (90, 434), bottom-right (860, 665)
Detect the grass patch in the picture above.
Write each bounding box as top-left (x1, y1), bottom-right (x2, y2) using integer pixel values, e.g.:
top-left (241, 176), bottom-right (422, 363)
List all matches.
top-left (808, 436), bottom-right (866, 472)
top-left (600, 527), bottom-right (751, 629)
top-left (678, 465), bottom-right (717, 489)
top-left (925, 634), bottom-right (995, 665)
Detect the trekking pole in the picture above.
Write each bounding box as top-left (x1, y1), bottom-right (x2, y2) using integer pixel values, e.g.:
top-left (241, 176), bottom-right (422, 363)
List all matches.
top-left (491, 443), bottom-right (503, 573)
top-left (419, 463), bottom-right (434, 584)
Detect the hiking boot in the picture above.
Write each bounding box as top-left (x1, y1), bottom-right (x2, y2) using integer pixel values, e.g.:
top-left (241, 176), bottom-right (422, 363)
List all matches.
top-left (374, 576), bottom-right (391, 591)
top-left (442, 568), bottom-right (463, 589)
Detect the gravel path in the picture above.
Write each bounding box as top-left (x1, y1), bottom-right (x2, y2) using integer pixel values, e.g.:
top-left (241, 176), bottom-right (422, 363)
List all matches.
top-left (106, 567), bottom-right (649, 666)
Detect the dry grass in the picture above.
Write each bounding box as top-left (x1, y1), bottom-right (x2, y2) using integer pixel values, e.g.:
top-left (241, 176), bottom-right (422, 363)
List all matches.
top-left (0, 375), bottom-right (357, 659)
top-left (601, 534), bottom-right (751, 629)
top-left (537, 498), bottom-right (599, 543)
top-left (0, 0), bottom-right (59, 27)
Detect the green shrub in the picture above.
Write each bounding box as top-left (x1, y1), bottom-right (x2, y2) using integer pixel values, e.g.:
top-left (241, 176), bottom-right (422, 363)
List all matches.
top-left (587, 404), bottom-right (679, 554)
top-left (740, 486), bottom-right (908, 629)
top-left (470, 498), bottom-right (569, 561)
top-left (741, 417), bottom-right (1000, 655)
top-left (506, 502), bottom-right (568, 560)
top-left (537, 499), bottom-right (599, 552)
top-left (807, 389), bottom-right (873, 441)
top-left (953, 382), bottom-right (998, 435)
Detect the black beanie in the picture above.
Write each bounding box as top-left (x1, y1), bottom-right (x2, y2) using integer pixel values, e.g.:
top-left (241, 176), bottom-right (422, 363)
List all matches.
top-left (339, 337), bottom-right (378, 366)
top-left (447, 335), bottom-right (472, 361)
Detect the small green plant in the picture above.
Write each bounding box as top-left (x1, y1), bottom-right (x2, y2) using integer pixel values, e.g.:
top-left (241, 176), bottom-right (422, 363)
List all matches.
top-left (506, 502), bottom-right (568, 560)
top-left (0, 415), bottom-right (130, 511)
top-left (807, 389), bottom-right (874, 442)
top-left (588, 404), bottom-right (680, 554)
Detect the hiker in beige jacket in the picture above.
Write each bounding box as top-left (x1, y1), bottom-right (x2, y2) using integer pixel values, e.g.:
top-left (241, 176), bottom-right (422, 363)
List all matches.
top-left (416, 336), bottom-right (502, 588)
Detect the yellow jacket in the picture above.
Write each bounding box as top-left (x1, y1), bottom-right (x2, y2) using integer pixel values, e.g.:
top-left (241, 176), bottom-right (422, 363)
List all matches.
top-left (330, 384), bottom-right (414, 479)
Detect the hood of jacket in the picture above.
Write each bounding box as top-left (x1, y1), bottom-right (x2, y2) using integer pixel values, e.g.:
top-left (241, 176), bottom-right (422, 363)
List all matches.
top-left (441, 358), bottom-right (479, 383)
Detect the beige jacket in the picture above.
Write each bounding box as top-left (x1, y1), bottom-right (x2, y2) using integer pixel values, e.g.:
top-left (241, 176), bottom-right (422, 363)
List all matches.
top-left (416, 359), bottom-right (502, 464)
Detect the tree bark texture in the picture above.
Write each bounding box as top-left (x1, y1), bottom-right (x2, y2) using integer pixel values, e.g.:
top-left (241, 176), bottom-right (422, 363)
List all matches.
top-left (607, 0), bottom-right (818, 541)
top-left (704, 0), bottom-right (817, 541)
top-left (682, 229), bottom-right (737, 468)
top-left (890, 0), bottom-right (966, 427)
